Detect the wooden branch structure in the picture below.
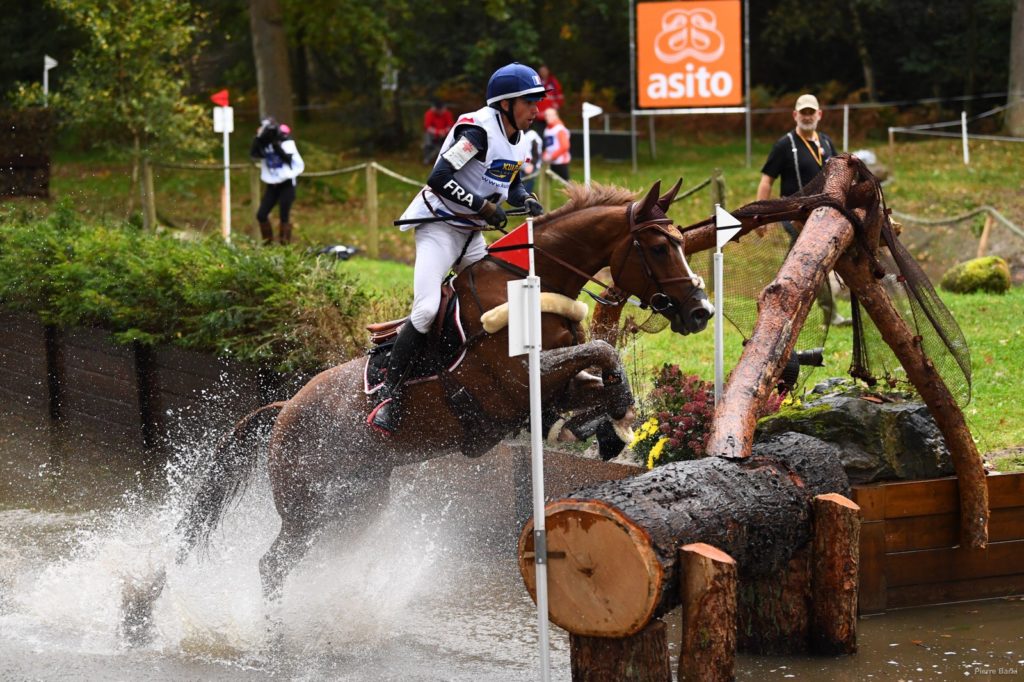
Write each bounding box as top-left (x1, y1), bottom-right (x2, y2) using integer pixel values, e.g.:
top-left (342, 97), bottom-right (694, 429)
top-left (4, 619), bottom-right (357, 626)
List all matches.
top-left (592, 156), bottom-right (988, 548)
top-left (678, 543), bottom-right (736, 682)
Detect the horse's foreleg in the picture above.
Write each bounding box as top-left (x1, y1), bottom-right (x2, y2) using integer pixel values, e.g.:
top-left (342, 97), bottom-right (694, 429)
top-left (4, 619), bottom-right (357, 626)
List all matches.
top-left (260, 516), bottom-right (324, 601)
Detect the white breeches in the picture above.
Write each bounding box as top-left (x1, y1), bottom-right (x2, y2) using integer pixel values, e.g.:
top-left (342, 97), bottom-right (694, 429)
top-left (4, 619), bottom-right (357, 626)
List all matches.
top-left (410, 222), bottom-right (487, 333)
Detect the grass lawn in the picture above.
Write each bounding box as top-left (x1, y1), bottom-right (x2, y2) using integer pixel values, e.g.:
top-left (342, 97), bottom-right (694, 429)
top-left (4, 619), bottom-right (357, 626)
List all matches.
top-left (13, 125), bottom-right (1024, 456)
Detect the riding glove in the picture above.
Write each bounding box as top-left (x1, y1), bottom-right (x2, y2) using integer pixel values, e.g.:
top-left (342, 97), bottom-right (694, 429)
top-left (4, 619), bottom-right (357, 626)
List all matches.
top-left (524, 196), bottom-right (544, 217)
top-left (480, 201), bottom-right (508, 228)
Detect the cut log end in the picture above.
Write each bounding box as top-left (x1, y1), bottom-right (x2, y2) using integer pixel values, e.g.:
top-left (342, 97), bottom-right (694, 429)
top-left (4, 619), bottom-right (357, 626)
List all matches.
top-left (518, 499), bottom-right (663, 638)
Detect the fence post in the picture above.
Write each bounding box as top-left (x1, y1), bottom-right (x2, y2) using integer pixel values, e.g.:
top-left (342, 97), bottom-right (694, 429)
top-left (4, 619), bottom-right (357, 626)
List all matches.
top-left (250, 164), bottom-right (261, 238)
top-left (976, 213), bottom-right (994, 259)
top-left (710, 168), bottom-right (725, 212)
top-left (366, 162), bottom-right (379, 259)
top-left (540, 167), bottom-right (551, 212)
top-left (888, 127), bottom-right (895, 159)
top-left (141, 158), bottom-right (157, 231)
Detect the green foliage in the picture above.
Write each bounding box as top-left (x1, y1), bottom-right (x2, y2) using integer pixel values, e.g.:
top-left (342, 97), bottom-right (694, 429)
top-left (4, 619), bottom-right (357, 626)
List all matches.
top-left (50, 0), bottom-right (210, 157)
top-left (0, 214), bottom-right (381, 372)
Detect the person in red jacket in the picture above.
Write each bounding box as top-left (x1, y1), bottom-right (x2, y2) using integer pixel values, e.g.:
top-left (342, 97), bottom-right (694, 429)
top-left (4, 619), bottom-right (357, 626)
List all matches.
top-left (422, 99), bottom-right (454, 164)
top-left (532, 64), bottom-right (564, 134)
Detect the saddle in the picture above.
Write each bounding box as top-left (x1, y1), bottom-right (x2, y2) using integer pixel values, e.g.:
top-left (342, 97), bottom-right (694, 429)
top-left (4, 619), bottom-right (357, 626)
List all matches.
top-left (364, 282), bottom-right (467, 393)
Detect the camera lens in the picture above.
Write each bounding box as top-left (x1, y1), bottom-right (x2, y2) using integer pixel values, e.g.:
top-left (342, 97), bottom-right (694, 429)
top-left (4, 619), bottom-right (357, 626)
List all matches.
top-left (795, 348), bottom-right (824, 367)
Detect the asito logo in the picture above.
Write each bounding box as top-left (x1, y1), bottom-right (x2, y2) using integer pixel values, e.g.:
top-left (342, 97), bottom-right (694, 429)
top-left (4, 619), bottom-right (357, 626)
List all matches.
top-left (636, 1), bottom-right (743, 108)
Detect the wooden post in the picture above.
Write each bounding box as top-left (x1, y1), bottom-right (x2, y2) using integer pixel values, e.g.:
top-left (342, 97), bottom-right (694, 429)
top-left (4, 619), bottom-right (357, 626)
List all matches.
top-left (976, 213), bottom-right (994, 258)
top-left (710, 168), bottom-right (725, 211)
top-left (366, 162), bottom-right (379, 259)
top-left (888, 127), bottom-right (895, 158)
top-left (250, 164), bottom-right (262, 239)
top-left (810, 493), bottom-right (860, 655)
top-left (570, 620), bottom-right (671, 682)
top-left (736, 547), bottom-right (811, 655)
top-left (678, 543), bottom-right (736, 682)
top-left (540, 165), bottom-right (552, 212)
top-left (141, 158), bottom-right (157, 231)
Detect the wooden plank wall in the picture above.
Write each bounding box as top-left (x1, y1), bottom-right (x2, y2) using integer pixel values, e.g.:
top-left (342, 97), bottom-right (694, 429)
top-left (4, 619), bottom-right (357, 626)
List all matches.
top-left (853, 473), bottom-right (1024, 613)
top-left (55, 326), bottom-right (146, 448)
top-left (0, 312), bottom-right (50, 412)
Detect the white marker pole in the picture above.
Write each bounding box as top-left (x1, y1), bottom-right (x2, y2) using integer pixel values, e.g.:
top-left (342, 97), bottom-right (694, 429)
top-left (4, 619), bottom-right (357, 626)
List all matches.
top-left (43, 55), bottom-right (58, 107)
top-left (581, 102), bottom-right (603, 187)
top-left (961, 111), bottom-right (970, 166)
top-left (713, 205), bottom-right (742, 406)
top-left (527, 216), bottom-right (550, 682)
top-left (213, 106), bottom-right (234, 243)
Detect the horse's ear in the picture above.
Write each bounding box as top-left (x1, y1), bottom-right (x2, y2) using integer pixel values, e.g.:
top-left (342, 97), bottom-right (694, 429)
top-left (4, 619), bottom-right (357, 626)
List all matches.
top-left (657, 178), bottom-right (683, 212)
top-left (635, 181), bottom-right (662, 219)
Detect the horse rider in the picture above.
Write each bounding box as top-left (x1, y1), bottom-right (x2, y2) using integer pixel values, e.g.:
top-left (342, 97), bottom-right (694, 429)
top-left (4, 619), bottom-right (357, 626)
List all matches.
top-left (369, 62), bottom-right (548, 435)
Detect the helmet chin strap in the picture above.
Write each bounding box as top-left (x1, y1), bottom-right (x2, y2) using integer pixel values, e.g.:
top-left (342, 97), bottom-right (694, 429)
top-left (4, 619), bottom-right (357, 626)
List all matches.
top-left (499, 99), bottom-right (520, 133)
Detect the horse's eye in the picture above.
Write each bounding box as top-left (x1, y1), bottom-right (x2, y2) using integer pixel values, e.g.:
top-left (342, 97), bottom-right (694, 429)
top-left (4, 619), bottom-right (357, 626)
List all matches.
top-left (652, 243), bottom-right (669, 257)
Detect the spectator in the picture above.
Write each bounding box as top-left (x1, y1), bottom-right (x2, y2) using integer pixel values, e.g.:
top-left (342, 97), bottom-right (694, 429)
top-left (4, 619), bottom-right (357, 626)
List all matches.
top-left (542, 107), bottom-right (571, 181)
top-left (251, 118), bottom-right (305, 245)
top-left (536, 64), bottom-right (564, 117)
top-left (521, 126), bottom-right (543, 193)
top-left (369, 63), bottom-right (548, 436)
top-left (422, 99), bottom-right (454, 165)
top-left (756, 93), bottom-right (847, 325)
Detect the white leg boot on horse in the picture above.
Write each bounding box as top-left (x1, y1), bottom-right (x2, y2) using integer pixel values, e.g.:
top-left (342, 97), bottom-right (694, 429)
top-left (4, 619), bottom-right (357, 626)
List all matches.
top-left (369, 323), bottom-right (427, 435)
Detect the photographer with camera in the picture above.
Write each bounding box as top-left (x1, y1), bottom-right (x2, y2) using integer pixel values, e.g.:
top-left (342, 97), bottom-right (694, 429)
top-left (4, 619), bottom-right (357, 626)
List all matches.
top-left (250, 118), bottom-right (305, 245)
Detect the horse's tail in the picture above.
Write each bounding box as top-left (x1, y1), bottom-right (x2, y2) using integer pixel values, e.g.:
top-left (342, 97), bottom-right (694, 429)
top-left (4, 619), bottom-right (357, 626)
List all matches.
top-left (175, 401), bottom-right (286, 562)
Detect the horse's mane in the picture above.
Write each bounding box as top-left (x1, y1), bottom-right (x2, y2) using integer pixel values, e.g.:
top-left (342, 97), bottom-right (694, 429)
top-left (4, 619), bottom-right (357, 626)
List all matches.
top-left (536, 182), bottom-right (636, 225)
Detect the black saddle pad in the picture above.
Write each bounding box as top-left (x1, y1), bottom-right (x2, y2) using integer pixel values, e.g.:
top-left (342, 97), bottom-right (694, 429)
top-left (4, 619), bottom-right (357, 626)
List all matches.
top-left (364, 293), bottom-right (467, 393)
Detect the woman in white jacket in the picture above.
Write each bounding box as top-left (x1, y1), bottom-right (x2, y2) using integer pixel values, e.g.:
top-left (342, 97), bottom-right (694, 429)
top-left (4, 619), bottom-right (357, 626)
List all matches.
top-left (250, 118), bottom-right (305, 244)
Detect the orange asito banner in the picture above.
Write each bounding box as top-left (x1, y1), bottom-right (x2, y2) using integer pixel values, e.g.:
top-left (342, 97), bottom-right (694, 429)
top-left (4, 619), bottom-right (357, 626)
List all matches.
top-left (636, 0), bottom-right (744, 109)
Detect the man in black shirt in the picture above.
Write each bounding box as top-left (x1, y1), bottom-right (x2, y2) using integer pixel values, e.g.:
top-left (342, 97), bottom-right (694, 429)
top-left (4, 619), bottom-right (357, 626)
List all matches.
top-left (756, 93), bottom-right (848, 325)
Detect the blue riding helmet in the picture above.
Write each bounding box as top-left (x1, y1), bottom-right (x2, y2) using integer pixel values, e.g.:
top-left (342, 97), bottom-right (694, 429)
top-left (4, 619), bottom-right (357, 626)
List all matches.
top-left (486, 63), bottom-right (548, 105)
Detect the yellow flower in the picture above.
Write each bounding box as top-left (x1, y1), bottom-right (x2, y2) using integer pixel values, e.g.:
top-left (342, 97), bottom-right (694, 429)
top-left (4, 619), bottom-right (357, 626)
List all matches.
top-left (646, 437), bottom-right (669, 469)
top-left (629, 417), bottom-right (659, 449)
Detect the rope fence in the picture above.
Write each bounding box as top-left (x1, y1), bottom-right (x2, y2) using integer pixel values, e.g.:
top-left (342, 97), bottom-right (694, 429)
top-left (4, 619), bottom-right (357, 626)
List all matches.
top-left (892, 205), bottom-right (1024, 261)
top-left (140, 157), bottom-right (729, 259)
top-left (888, 100), bottom-right (1024, 164)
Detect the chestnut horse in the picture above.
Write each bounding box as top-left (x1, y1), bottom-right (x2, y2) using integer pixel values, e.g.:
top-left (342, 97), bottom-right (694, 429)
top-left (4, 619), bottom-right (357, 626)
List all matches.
top-left (121, 180), bottom-right (712, 640)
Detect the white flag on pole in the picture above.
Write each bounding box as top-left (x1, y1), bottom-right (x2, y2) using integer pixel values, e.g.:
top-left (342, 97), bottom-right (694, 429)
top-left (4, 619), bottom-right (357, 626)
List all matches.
top-left (715, 205), bottom-right (742, 248)
top-left (44, 55), bottom-right (58, 70)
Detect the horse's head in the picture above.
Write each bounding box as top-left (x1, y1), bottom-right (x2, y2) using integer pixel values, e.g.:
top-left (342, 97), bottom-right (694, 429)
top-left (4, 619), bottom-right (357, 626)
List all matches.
top-left (610, 180), bottom-right (714, 335)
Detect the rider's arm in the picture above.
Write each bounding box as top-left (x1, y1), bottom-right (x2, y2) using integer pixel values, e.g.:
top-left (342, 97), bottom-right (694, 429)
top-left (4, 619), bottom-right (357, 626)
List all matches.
top-left (426, 125), bottom-right (490, 212)
top-left (507, 171), bottom-right (529, 207)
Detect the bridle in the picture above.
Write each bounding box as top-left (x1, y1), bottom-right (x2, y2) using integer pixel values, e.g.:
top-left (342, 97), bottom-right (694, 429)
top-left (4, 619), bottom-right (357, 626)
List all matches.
top-left (607, 202), bottom-right (706, 314)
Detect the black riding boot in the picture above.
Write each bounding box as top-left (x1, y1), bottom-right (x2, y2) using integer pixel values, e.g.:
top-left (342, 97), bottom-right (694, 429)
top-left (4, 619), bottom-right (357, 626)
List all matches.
top-left (369, 323), bottom-right (427, 435)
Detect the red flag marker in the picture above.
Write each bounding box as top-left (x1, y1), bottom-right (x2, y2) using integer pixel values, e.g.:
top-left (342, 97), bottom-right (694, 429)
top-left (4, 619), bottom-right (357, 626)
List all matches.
top-left (210, 89), bottom-right (230, 107)
top-left (487, 222), bottom-right (531, 271)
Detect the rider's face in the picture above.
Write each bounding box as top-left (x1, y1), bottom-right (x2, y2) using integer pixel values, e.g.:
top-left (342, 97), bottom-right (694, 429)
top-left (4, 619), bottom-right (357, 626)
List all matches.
top-left (506, 98), bottom-right (539, 132)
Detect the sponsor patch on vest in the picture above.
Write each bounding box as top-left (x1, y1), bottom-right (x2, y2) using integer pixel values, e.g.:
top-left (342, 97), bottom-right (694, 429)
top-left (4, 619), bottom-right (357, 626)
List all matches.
top-left (484, 159), bottom-right (523, 183)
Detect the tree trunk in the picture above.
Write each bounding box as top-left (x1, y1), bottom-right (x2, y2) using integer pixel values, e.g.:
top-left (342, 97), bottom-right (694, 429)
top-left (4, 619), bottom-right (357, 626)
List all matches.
top-left (736, 545), bottom-right (811, 654)
top-left (848, 0), bottom-right (878, 101)
top-left (1008, 0), bottom-right (1024, 136)
top-left (249, 0), bottom-right (294, 124)
top-left (678, 543), bottom-right (736, 682)
top-left (518, 433), bottom-right (849, 637)
top-left (570, 620), bottom-right (672, 682)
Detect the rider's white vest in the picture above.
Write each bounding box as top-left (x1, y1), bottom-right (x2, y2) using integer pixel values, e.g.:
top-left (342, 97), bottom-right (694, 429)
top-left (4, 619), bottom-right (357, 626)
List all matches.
top-left (399, 105), bottom-right (530, 230)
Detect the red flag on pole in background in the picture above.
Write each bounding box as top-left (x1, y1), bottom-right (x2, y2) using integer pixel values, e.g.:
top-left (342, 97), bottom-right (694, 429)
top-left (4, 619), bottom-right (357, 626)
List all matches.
top-left (210, 89), bottom-right (230, 107)
top-left (487, 222), bottom-right (531, 271)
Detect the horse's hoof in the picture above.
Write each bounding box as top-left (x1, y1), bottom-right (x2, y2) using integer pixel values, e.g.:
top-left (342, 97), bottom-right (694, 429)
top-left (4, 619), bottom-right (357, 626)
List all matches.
top-left (119, 569), bottom-right (166, 646)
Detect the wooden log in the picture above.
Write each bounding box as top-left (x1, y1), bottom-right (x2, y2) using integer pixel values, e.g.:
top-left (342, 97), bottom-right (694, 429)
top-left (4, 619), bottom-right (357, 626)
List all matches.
top-left (518, 433), bottom-right (849, 637)
top-left (810, 493), bottom-right (860, 655)
top-left (678, 543), bottom-right (736, 682)
top-left (570, 620), bottom-right (671, 682)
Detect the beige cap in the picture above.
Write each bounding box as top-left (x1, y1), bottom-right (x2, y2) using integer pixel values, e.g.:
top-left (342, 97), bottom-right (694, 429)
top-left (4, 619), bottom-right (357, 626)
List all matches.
top-left (795, 94), bottom-right (820, 111)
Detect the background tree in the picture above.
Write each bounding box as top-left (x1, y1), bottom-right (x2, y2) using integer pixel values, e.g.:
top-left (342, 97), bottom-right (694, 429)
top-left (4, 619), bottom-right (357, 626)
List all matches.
top-left (1008, 0), bottom-right (1024, 135)
top-left (250, 0), bottom-right (294, 124)
top-left (52, 0), bottom-right (209, 214)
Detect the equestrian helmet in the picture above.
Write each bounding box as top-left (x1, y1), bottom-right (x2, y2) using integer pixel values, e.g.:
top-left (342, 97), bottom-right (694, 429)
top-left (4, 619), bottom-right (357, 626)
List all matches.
top-left (486, 63), bottom-right (547, 105)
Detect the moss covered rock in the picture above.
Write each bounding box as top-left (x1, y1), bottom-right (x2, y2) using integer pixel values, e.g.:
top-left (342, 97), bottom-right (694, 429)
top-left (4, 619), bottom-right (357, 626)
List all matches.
top-left (756, 379), bottom-right (954, 484)
top-left (940, 256), bottom-right (1011, 294)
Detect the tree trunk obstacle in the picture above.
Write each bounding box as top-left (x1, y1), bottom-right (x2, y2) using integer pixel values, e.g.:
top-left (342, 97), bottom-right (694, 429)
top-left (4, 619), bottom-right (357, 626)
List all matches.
top-left (519, 434), bottom-right (859, 678)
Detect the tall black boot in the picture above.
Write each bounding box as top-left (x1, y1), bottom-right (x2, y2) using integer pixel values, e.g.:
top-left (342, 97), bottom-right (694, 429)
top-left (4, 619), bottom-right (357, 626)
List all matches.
top-left (368, 323), bottom-right (427, 435)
